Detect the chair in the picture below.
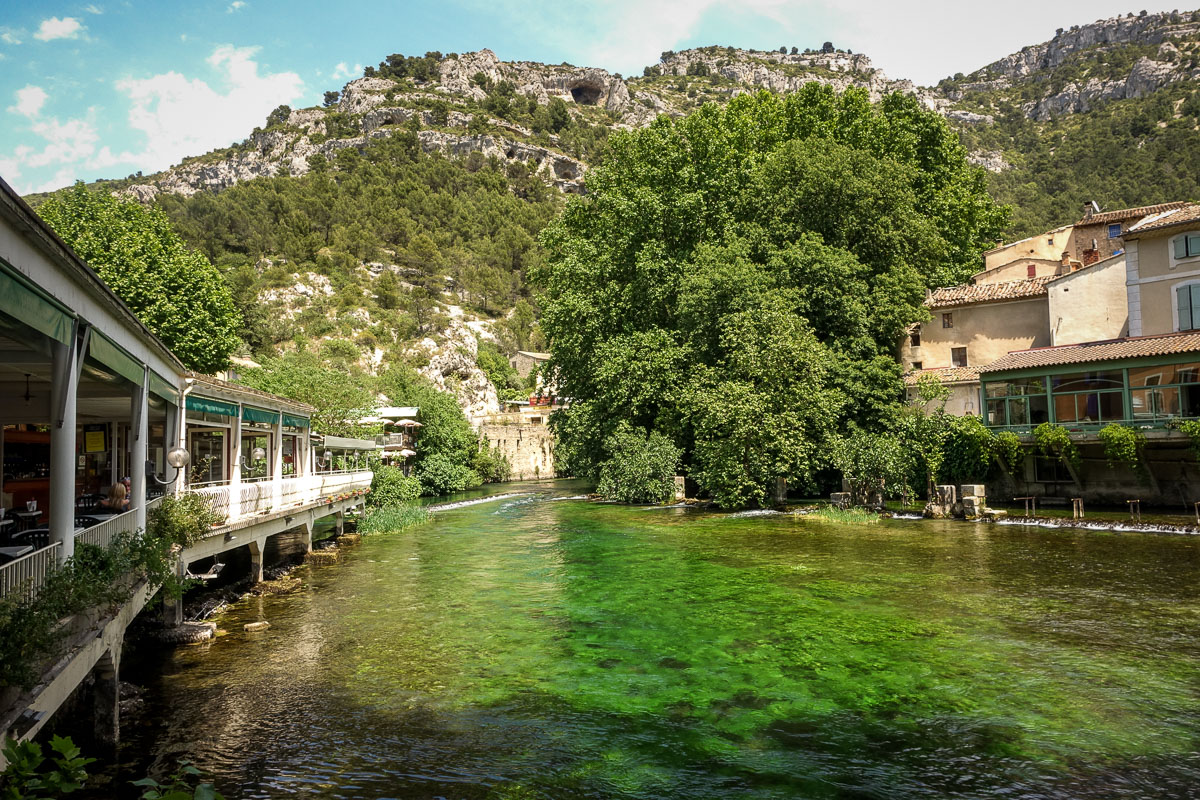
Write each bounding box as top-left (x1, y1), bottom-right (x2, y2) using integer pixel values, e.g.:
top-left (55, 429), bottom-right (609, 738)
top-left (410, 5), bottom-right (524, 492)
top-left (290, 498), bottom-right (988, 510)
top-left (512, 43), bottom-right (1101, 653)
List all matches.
top-left (13, 528), bottom-right (49, 549)
top-left (76, 493), bottom-right (106, 511)
top-left (75, 515), bottom-right (103, 529)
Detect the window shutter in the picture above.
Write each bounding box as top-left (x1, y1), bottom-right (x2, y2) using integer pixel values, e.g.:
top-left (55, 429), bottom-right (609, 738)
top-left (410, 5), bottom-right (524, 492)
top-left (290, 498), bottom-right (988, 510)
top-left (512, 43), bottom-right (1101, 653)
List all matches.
top-left (1179, 285), bottom-right (1193, 331)
top-left (1189, 234), bottom-right (1200, 257)
top-left (1176, 237), bottom-right (1189, 260)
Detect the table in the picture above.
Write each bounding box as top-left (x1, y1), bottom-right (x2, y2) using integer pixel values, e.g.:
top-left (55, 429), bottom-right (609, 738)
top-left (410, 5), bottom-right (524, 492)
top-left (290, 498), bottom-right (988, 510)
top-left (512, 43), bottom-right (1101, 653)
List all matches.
top-left (0, 545), bottom-right (34, 560)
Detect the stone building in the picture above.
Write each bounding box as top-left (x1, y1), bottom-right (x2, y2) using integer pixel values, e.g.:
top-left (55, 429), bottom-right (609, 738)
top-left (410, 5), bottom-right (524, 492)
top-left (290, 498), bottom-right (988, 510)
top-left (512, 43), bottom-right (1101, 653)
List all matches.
top-left (1072, 200), bottom-right (1188, 266)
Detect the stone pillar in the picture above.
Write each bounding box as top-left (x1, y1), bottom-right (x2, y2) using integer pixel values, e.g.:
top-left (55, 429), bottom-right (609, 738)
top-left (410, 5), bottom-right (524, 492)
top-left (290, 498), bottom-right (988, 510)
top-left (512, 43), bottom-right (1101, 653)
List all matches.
top-left (774, 477), bottom-right (788, 506)
top-left (335, 510), bottom-right (345, 536)
top-left (162, 559), bottom-right (185, 626)
top-left (131, 369), bottom-right (149, 534)
top-left (49, 335), bottom-right (80, 565)
top-left (93, 647), bottom-right (120, 746)
top-left (302, 519), bottom-right (314, 554)
top-left (248, 538), bottom-right (265, 584)
top-left (673, 476), bottom-right (685, 502)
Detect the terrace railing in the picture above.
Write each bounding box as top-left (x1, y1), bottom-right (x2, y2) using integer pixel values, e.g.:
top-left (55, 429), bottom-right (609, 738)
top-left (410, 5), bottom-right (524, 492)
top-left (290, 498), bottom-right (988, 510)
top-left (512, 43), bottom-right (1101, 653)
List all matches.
top-left (0, 542), bottom-right (61, 604)
top-left (188, 470), bottom-right (372, 531)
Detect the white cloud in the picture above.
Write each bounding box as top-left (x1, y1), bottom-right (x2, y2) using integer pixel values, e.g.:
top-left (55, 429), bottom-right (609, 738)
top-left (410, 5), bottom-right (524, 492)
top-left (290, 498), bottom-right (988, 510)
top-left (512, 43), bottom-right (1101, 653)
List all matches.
top-left (84, 4), bottom-right (103, 13)
top-left (1, 29), bottom-right (23, 45)
top-left (33, 17), bottom-right (84, 42)
top-left (331, 62), bottom-right (361, 80)
top-left (9, 85), bottom-right (48, 118)
top-left (227, 0), bottom-right (245, 11)
top-left (114, 44), bottom-right (306, 174)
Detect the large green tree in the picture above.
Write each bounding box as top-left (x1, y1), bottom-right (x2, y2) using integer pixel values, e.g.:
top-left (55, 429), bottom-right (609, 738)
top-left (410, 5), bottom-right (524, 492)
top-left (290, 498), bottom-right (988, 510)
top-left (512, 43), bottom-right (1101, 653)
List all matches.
top-left (536, 87), bottom-right (1008, 508)
top-left (39, 183), bottom-right (241, 373)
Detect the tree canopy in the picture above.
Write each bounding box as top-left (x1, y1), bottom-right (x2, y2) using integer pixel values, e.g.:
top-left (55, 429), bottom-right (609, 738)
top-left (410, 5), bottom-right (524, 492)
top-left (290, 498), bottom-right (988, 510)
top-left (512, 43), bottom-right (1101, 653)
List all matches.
top-left (536, 87), bottom-right (1009, 508)
top-left (39, 183), bottom-right (241, 373)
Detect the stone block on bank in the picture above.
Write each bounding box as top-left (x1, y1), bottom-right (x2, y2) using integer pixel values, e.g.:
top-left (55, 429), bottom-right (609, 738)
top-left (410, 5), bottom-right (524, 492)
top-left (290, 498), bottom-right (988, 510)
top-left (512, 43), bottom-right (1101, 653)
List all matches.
top-left (960, 484), bottom-right (986, 499)
top-left (830, 492), bottom-right (851, 509)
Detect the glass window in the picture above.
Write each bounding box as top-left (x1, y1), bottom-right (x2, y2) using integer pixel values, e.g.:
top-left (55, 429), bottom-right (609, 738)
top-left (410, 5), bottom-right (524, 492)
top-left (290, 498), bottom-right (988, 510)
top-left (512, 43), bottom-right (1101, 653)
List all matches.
top-left (952, 347), bottom-right (968, 367)
top-left (188, 429), bottom-right (226, 484)
top-left (910, 326), bottom-right (921, 346)
top-left (1007, 397), bottom-right (1029, 426)
top-left (1051, 371), bottom-right (1123, 392)
top-left (911, 361), bottom-right (922, 371)
top-left (1175, 233), bottom-right (1200, 260)
top-left (1129, 362), bottom-right (1200, 387)
top-left (1177, 284), bottom-right (1200, 331)
top-left (1132, 387), bottom-right (1181, 419)
top-left (1107, 223), bottom-right (1122, 239)
top-left (241, 434), bottom-right (271, 480)
top-left (987, 399), bottom-right (1005, 426)
top-left (1029, 395), bottom-right (1050, 424)
top-left (942, 313), bottom-right (953, 328)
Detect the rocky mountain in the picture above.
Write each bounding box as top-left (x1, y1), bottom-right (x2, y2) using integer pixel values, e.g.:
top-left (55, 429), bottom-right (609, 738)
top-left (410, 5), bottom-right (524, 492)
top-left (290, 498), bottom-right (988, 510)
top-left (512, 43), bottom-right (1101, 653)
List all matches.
top-left (61, 9), bottom-right (1200, 417)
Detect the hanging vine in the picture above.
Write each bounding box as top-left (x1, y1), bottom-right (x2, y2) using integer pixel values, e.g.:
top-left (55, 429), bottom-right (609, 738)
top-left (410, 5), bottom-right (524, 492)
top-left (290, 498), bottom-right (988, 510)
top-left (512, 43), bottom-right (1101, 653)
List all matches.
top-left (1033, 422), bottom-right (1081, 471)
top-left (1097, 423), bottom-right (1145, 472)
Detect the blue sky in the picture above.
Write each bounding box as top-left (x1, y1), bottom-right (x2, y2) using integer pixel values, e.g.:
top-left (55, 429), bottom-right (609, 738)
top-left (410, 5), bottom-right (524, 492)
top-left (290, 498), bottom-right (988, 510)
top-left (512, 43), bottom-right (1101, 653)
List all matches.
top-left (0, 0), bottom-right (1186, 194)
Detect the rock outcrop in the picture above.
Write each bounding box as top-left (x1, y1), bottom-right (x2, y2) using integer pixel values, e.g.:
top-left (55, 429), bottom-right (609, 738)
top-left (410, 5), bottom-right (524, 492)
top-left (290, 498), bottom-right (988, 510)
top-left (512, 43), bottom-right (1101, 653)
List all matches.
top-left (406, 319), bottom-right (500, 419)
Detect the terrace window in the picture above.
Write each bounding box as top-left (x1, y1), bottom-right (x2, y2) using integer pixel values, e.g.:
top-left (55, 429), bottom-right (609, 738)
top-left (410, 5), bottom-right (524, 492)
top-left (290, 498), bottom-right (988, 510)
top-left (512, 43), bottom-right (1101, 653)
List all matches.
top-left (1050, 370), bottom-right (1124, 424)
top-left (1129, 361), bottom-right (1200, 420)
top-left (985, 377), bottom-right (1049, 428)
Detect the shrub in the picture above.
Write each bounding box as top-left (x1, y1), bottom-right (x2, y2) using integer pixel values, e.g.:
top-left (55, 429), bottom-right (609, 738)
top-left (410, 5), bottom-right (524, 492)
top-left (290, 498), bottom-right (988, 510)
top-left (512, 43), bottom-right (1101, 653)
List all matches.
top-left (471, 445), bottom-right (511, 483)
top-left (1033, 422), bottom-right (1080, 471)
top-left (358, 504), bottom-right (431, 534)
top-left (369, 466), bottom-right (422, 507)
top-left (595, 424), bottom-right (681, 504)
top-left (940, 414), bottom-right (997, 483)
top-left (832, 429), bottom-right (911, 505)
top-left (415, 452), bottom-right (482, 495)
top-left (994, 431), bottom-right (1025, 475)
top-left (1098, 423), bottom-right (1145, 470)
top-left (0, 735), bottom-right (94, 800)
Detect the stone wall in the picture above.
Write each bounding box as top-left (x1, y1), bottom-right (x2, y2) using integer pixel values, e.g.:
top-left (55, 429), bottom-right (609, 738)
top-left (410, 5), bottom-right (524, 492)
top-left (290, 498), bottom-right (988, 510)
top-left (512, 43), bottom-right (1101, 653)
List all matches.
top-left (479, 422), bottom-right (554, 481)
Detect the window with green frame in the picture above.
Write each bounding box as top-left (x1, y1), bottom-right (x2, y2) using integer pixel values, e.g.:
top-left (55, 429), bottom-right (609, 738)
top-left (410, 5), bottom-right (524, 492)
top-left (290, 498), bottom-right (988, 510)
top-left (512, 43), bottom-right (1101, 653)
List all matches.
top-left (1050, 370), bottom-right (1124, 424)
top-left (1177, 284), bottom-right (1200, 331)
top-left (984, 377), bottom-right (1049, 427)
top-left (1173, 232), bottom-right (1200, 260)
top-left (1129, 361), bottom-right (1200, 420)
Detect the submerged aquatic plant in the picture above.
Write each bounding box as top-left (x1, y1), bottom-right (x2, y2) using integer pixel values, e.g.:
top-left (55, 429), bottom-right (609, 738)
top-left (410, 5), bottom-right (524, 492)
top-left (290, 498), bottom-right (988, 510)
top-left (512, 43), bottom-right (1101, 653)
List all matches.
top-left (806, 506), bottom-right (880, 525)
top-left (358, 504), bottom-right (431, 534)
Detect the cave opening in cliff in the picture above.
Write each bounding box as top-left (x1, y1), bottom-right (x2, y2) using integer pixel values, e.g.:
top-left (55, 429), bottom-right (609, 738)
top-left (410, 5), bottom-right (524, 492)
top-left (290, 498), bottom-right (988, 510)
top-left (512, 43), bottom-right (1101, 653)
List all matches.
top-left (569, 84), bottom-right (603, 105)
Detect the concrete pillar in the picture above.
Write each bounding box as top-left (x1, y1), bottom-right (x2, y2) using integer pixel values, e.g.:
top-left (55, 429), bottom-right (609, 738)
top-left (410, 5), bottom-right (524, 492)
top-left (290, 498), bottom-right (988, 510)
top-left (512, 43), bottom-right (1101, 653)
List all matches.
top-left (131, 369), bottom-right (148, 534)
top-left (301, 520), bottom-right (313, 554)
top-left (50, 336), bottom-right (80, 565)
top-left (229, 404), bottom-right (243, 521)
top-left (163, 400), bottom-right (179, 493)
top-left (162, 559), bottom-right (185, 626)
top-left (92, 647), bottom-right (120, 746)
top-left (335, 510), bottom-right (345, 535)
top-left (271, 413), bottom-right (284, 511)
top-left (248, 538), bottom-right (264, 584)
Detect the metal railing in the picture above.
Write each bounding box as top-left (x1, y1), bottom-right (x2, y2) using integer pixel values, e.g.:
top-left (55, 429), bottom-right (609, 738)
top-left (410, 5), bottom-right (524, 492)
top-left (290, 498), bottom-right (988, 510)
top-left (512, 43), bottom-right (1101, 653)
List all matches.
top-left (0, 542), bottom-right (61, 604)
top-left (75, 496), bottom-right (164, 549)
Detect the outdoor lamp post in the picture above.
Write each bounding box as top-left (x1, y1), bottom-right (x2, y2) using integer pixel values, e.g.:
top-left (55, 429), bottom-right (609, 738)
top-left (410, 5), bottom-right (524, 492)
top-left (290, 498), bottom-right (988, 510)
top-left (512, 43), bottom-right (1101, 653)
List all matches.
top-left (152, 446), bottom-right (192, 485)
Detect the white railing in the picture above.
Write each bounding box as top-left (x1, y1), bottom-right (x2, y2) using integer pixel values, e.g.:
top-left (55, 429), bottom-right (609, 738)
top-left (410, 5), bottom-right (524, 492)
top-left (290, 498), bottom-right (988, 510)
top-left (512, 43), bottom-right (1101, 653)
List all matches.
top-left (75, 496), bottom-right (164, 549)
top-left (188, 470), bottom-right (372, 531)
top-left (0, 542), bottom-right (61, 604)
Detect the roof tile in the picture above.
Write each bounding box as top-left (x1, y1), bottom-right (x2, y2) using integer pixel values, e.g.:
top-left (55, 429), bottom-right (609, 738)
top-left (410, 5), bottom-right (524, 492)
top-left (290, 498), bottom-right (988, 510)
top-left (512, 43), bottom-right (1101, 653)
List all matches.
top-left (903, 366), bottom-right (980, 386)
top-left (927, 276), bottom-right (1052, 309)
top-left (1076, 201), bottom-right (1189, 227)
top-left (1125, 203), bottom-right (1200, 236)
top-left (979, 331), bottom-right (1200, 374)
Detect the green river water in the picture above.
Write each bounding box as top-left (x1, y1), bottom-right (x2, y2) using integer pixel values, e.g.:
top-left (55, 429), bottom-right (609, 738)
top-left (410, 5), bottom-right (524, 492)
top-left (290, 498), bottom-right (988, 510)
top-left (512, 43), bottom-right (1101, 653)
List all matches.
top-left (110, 481), bottom-right (1200, 799)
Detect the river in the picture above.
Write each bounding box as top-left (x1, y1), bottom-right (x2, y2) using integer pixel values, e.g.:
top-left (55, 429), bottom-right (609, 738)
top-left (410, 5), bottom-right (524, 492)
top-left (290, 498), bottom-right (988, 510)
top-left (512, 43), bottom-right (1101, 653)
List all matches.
top-left (103, 481), bottom-right (1200, 798)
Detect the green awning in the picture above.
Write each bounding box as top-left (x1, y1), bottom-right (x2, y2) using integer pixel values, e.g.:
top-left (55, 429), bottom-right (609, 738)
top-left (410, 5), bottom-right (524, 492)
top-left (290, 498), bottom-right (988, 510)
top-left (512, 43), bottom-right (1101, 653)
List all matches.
top-left (88, 331), bottom-right (144, 386)
top-left (148, 370), bottom-right (177, 403)
top-left (283, 414), bottom-right (310, 429)
top-left (242, 406), bottom-right (280, 425)
top-left (186, 395), bottom-right (237, 417)
top-left (0, 260), bottom-right (73, 345)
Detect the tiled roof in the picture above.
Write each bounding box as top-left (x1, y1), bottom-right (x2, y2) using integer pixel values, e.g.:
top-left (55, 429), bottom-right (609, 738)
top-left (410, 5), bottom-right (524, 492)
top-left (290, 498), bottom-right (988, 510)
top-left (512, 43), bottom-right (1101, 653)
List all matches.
top-left (979, 331), bottom-right (1200, 374)
top-left (1075, 201), bottom-right (1189, 227)
top-left (1125, 204), bottom-right (1200, 237)
top-left (903, 366), bottom-right (980, 386)
top-left (515, 350), bottom-right (551, 360)
top-left (927, 276), bottom-right (1053, 309)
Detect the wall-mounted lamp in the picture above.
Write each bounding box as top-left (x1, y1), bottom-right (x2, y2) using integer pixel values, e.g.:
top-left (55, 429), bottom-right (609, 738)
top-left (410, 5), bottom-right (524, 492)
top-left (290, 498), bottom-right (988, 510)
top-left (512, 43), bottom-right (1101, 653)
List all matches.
top-left (239, 446), bottom-right (267, 469)
top-left (152, 446), bottom-right (191, 485)
top-left (316, 449), bottom-right (333, 469)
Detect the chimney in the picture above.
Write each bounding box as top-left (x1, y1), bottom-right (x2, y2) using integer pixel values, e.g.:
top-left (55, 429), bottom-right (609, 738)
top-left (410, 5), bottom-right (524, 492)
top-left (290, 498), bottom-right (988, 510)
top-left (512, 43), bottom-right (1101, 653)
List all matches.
top-left (1083, 200), bottom-right (1100, 219)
